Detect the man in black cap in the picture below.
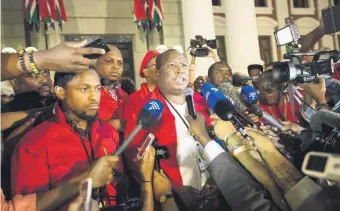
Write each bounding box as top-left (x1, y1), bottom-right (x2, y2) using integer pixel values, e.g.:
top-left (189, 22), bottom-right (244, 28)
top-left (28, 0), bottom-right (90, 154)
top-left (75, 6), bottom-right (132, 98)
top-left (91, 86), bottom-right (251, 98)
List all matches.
top-left (247, 64), bottom-right (263, 90)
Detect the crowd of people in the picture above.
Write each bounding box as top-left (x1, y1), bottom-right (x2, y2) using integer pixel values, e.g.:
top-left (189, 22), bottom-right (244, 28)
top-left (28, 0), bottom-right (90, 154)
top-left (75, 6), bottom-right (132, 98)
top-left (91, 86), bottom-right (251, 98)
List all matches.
top-left (1, 16), bottom-right (340, 211)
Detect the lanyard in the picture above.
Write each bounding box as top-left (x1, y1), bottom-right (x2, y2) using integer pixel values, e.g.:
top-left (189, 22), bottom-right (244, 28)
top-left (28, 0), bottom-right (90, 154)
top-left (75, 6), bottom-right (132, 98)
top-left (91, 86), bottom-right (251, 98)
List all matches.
top-left (68, 119), bottom-right (95, 164)
top-left (159, 92), bottom-right (203, 157)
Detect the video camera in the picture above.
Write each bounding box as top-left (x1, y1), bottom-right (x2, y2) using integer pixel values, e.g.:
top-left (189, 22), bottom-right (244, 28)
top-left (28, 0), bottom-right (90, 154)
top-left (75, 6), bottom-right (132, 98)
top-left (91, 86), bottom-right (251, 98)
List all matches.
top-left (190, 35), bottom-right (216, 57)
top-left (272, 50), bottom-right (340, 84)
top-left (273, 17), bottom-right (340, 84)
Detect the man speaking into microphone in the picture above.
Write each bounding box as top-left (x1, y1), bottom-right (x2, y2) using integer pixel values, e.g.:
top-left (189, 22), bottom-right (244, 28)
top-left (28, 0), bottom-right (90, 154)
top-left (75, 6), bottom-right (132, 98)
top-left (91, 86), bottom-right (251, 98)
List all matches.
top-left (124, 49), bottom-right (224, 210)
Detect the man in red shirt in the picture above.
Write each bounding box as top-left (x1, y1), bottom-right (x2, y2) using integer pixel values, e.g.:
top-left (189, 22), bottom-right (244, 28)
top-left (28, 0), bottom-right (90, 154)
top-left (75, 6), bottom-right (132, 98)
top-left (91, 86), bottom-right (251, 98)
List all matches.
top-left (11, 69), bottom-right (120, 208)
top-left (96, 45), bottom-right (127, 122)
top-left (138, 50), bottom-right (160, 95)
top-left (120, 51), bottom-right (159, 124)
top-left (124, 49), bottom-right (221, 210)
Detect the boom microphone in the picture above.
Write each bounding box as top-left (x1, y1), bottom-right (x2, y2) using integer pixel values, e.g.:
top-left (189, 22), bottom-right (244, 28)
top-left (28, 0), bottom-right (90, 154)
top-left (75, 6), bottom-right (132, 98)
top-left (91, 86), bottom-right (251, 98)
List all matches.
top-left (310, 110), bottom-right (340, 133)
top-left (202, 82), bottom-right (248, 138)
top-left (114, 100), bottom-right (164, 156)
top-left (250, 104), bottom-right (284, 130)
top-left (184, 88), bottom-right (197, 119)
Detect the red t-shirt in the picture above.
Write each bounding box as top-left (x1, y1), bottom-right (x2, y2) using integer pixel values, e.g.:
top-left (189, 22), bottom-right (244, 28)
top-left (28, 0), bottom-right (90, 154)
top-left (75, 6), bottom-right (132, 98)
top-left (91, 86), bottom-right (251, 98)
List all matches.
top-left (11, 103), bottom-right (120, 208)
top-left (98, 85), bottom-right (128, 121)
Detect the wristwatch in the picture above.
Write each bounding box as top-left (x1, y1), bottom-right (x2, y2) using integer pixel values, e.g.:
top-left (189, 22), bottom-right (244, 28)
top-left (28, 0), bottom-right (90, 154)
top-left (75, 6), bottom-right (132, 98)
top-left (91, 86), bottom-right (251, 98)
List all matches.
top-left (159, 193), bottom-right (174, 203)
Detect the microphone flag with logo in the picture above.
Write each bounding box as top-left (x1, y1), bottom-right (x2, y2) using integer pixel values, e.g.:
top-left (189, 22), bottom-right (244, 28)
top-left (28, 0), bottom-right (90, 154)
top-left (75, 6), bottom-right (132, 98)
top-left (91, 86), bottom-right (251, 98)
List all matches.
top-left (114, 99), bottom-right (164, 156)
top-left (202, 82), bottom-right (235, 120)
top-left (202, 82), bottom-right (249, 138)
top-left (137, 99), bottom-right (164, 130)
top-left (241, 85), bottom-right (259, 105)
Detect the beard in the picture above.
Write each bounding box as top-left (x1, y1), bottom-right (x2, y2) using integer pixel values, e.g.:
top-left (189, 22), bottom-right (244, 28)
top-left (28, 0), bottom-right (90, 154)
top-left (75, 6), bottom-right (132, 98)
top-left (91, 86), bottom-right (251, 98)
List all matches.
top-left (77, 111), bottom-right (98, 121)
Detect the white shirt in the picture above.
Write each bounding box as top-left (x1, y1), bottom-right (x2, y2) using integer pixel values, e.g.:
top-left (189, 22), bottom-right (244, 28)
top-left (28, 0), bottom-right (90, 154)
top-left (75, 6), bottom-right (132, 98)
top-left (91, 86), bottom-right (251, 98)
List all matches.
top-left (166, 101), bottom-right (209, 190)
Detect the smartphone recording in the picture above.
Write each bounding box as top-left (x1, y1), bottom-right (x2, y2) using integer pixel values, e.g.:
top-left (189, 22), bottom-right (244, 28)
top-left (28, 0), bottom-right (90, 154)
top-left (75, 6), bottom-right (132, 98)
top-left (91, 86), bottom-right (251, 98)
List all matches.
top-left (136, 133), bottom-right (156, 160)
top-left (80, 37), bottom-right (111, 59)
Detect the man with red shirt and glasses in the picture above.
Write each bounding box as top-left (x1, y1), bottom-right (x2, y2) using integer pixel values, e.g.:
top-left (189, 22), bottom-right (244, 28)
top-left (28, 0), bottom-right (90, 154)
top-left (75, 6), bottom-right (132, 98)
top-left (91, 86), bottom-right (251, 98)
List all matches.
top-left (96, 45), bottom-right (127, 124)
top-left (11, 69), bottom-right (120, 208)
top-left (124, 49), bottom-right (223, 210)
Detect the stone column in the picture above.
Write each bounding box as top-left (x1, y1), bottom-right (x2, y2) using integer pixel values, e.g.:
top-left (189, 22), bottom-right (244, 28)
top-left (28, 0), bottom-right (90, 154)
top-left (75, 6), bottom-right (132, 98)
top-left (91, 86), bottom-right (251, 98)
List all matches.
top-left (224, 0), bottom-right (262, 74)
top-left (180, 0), bottom-right (217, 77)
top-left (275, 0), bottom-right (290, 60)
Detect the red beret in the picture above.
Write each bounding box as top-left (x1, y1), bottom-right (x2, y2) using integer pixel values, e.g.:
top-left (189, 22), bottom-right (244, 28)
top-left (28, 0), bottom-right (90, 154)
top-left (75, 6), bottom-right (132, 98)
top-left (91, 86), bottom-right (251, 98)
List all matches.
top-left (140, 50), bottom-right (160, 78)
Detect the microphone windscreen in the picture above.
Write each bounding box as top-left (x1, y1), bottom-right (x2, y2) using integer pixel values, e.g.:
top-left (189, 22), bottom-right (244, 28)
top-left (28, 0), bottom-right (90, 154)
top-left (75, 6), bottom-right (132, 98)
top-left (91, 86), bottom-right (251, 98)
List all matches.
top-left (241, 85), bottom-right (259, 104)
top-left (310, 110), bottom-right (340, 133)
top-left (202, 82), bottom-right (227, 110)
top-left (232, 74), bottom-right (244, 86)
top-left (137, 99), bottom-right (164, 129)
top-left (184, 87), bottom-right (194, 96)
top-left (219, 82), bottom-right (247, 112)
top-left (202, 82), bottom-right (234, 120)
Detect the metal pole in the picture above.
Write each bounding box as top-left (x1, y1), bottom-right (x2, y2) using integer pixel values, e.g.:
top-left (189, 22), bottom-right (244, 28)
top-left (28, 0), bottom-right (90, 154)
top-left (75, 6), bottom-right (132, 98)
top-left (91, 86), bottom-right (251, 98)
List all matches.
top-left (24, 21), bottom-right (32, 47)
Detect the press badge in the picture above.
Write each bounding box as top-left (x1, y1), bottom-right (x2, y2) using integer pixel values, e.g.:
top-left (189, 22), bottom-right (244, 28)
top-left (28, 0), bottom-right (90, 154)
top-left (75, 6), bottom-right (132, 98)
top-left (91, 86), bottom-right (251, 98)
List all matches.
top-left (197, 155), bottom-right (207, 172)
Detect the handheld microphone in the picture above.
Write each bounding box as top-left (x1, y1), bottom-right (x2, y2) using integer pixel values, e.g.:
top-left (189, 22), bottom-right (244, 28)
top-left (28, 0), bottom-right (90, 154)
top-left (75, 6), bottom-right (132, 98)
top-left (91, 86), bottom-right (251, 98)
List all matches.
top-left (184, 88), bottom-right (197, 119)
top-left (113, 100), bottom-right (164, 156)
top-left (250, 104), bottom-right (284, 130)
top-left (232, 74), bottom-right (252, 86)
top-left (219, 82), bottom-right (258, 127)
top-left (241, 85), bottom-right (259, 105)
top-left (310, 110), bottom-right (340, 133)
top-left (202, 82), bottom-right (248, 138)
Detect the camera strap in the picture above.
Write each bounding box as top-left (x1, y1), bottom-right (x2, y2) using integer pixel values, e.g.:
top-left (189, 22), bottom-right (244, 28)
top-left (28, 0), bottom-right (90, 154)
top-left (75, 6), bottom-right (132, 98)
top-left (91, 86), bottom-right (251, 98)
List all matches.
top-left (287, 83), bottom-right (296, 122)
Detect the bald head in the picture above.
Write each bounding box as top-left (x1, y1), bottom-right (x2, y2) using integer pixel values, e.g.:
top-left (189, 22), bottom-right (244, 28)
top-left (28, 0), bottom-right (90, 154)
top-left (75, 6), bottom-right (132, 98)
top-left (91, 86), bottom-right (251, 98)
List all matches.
top-left (156, 49), bottom-right (181, 70)
top-left (107, 44), bottom-right (122, 58)
top-left (96, 44), bottom-right (123, 81)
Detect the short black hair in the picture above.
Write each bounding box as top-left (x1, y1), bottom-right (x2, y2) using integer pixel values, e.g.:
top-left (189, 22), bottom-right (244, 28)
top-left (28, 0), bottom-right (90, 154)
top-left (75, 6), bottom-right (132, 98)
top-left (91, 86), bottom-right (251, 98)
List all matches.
top-left (54, 72), bottom-right (77, 87)
top-left (155, 49), bottom-right (179, 70)
top-left (207, 62), bottom-right (229, 78)
top-left (247, 64), bottom-right (263, 74)
top-left (54, 68), bottom-right (95, 87)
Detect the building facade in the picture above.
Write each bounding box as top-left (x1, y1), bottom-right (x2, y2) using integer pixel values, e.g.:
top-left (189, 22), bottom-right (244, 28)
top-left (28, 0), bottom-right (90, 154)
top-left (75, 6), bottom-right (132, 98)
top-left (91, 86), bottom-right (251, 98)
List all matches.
top-left (1, 0), bottom-right (339, 88)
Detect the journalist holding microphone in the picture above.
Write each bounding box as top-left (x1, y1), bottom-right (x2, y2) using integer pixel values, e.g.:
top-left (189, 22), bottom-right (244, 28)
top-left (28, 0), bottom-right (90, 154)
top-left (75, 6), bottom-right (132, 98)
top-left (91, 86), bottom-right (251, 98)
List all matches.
top-left (185, 110), bottom-right (331, 211)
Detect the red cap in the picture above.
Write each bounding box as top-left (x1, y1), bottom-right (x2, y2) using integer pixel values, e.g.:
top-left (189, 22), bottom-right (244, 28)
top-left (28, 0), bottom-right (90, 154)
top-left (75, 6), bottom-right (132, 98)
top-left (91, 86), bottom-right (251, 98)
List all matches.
top-left (140, 50), bottom-right (160, 78)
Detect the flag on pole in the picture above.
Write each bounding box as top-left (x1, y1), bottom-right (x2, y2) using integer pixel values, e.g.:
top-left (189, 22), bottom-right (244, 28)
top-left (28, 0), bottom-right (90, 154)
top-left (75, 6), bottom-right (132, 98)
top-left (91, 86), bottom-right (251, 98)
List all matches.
top-left (23, 0), bottom-right (67, 31)
top-left (134, 0), bottom-right (163, 32)
top-left (148, 0), bottom-right (164, 31)
top-left (134, 0), bottom-right (147, 28)
top-left (23, 0), bottom-right (39, 24)
top-left (56, 0), bottom-right (67, 29)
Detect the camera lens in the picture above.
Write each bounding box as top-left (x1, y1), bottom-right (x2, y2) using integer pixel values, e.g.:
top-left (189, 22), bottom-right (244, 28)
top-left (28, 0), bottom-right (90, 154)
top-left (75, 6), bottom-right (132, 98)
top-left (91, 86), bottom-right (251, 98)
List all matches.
top-left (273, 62), bottom-right (290, 82)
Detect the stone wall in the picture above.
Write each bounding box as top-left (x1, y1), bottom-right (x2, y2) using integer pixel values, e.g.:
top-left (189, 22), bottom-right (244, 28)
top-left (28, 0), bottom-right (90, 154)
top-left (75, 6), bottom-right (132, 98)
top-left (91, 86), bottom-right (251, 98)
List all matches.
top-left (1, 0), bottom-right (185, 88)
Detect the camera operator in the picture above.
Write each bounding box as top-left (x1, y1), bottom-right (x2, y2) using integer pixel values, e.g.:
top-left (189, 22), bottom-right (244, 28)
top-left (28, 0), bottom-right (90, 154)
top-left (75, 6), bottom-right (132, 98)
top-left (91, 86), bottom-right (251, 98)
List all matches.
top-left (189, 46), bottom-right (220, 89)
top-left (185, 113), bottom-right (280, 211)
